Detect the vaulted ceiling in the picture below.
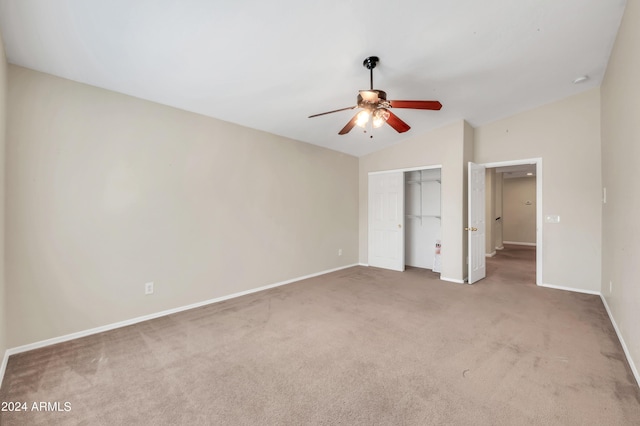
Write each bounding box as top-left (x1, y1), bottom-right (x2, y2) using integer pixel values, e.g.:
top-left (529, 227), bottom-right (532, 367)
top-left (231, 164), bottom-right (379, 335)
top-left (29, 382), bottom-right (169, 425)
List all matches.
top-left (0, 0), bottom-right (627, 157)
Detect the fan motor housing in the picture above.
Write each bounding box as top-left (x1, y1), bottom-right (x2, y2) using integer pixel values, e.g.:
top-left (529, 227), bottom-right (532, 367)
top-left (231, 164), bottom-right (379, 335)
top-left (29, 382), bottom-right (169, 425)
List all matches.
top-left (357, 90), bottom-right (389, 109)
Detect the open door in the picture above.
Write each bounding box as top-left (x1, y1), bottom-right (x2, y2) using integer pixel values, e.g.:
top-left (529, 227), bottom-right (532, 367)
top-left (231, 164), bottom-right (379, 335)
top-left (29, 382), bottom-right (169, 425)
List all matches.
top-left (468, 162), bottom-right (486, 283)
top-left (368, 172), bottom-right (405, 271)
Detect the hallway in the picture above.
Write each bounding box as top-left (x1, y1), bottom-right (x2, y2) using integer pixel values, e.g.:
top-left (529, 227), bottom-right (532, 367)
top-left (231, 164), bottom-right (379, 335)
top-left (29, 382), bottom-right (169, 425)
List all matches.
top-left (485, 244), bottom-right (536, 286)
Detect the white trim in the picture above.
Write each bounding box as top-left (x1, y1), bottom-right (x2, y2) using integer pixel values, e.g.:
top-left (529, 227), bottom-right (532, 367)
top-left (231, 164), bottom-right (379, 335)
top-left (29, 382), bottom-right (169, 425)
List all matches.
top-left (600, 295), bottom-right (640, 388)
top-left (538, 283), bottom-right (600, 295)
top-left (2, 264), bottom-right (359, 363)
top-left (358, 263), bottom-right (369, 267)
top-left (480, 158), bottom-right (542, 286)
top-left (495, 246), bottom-right (504, 250)
top-left (486, 251), bottom-right (496, 257)
top-left (503, 241), bottom-right (537, 247)
top-left (482, 158), bottom-right (540, 169)
top-left (440, 276), bottom-right (465, 284)
top-left (368, 164), bottom-right (443, 176)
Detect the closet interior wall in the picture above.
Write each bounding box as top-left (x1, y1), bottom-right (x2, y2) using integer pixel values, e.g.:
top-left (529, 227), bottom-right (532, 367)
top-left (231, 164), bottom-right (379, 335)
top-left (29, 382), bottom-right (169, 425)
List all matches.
top-left (405, 169), bottom-right (441, 271)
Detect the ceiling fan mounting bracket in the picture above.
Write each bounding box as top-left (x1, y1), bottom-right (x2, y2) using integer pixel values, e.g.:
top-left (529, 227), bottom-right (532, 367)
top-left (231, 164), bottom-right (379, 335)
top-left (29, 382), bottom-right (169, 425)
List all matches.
top-left (362, 56), bottom-right (379, 70)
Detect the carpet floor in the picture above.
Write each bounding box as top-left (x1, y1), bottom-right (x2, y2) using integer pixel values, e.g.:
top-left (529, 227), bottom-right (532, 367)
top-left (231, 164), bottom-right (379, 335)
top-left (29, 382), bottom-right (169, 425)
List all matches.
top-left (1, 245), bottom-right (639, 425)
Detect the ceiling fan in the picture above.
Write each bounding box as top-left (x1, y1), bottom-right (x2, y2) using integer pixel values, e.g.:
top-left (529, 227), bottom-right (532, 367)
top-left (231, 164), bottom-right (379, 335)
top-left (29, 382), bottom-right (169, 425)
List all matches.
top-left (308, 56), bottom-right (442, 135)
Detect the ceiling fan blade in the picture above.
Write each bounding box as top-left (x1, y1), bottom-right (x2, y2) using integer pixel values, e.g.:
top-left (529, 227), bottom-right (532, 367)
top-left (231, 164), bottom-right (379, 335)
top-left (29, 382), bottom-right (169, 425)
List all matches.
top-left (338, 113), bottom-right (359, 135)
top-left (389, 100), bottom-right (443, 110)
top-left (386, 111), bottom-right (411, 133)
top-left (308, 106), bottom-right (356, 118)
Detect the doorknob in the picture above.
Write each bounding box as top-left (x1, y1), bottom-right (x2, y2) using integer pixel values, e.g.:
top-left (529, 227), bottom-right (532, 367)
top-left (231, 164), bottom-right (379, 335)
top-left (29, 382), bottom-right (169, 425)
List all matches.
top-left (465, 227), bottom-right (478, 231)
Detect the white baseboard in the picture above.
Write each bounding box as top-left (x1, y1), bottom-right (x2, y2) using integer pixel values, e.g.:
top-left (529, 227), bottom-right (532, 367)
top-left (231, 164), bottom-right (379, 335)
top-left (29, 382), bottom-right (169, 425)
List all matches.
top-left (538, 283), bottom-right (600, 295)
top-left (358, 263), bottom-right (369, 266)
top-left (538, 284), bottom-right (600, 296)
top-left (440, 276), bottom-right (465, 284)
top-left (0, 263), bottom-right (359, 387)
top-left (600, 295), bottom-right (640, 388)
top-left (495, 246), bottom-right (504, 250)
top-left (486, 251), bottom-right (496, 258)
top-left (503, 241), bottom-right (537, 247)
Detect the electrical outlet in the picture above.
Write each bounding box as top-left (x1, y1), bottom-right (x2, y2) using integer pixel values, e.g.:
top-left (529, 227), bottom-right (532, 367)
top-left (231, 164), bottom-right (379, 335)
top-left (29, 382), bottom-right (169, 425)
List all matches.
top-left (338, 248), bottom-right (343, 256)
top-left (145, 282), bottom-right (154, 295)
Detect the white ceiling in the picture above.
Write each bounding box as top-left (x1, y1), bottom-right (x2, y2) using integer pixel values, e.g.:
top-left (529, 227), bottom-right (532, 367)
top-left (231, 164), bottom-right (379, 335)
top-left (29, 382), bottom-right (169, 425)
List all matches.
top-left (0, 0), bottom-right (627, 157)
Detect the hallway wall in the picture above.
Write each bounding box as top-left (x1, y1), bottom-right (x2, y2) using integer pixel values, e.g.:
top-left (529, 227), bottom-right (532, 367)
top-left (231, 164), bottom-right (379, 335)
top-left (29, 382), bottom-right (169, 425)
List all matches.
top-left (503, 177), bottom-right (536, 244)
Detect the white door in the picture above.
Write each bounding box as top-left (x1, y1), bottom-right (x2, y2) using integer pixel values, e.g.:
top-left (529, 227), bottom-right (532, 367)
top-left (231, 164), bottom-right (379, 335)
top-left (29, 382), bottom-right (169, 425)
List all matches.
top-left (468, 162), bottom-right (486, 283)
top-left (368, 172), bottom-right (405, 271)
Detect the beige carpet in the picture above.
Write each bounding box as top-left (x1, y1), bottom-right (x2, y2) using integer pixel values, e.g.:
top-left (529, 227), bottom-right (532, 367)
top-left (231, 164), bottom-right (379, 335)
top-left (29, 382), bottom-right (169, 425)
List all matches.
top-left (1, 245), bottom-right (639, 425)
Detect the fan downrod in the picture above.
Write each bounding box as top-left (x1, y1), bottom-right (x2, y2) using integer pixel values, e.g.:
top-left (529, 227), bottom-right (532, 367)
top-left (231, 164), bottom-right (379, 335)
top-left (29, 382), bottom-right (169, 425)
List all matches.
top-left (363, 56), bottom-right (379, 90)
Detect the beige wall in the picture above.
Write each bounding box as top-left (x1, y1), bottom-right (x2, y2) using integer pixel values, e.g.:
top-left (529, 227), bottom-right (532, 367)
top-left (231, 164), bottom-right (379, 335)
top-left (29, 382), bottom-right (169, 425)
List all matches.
top-left (601, 0), bottom-right (640, 381)
top-left (359, 120), bottom-right (468, 282)
top-left (0, 33), bottom-right (7, 369)
top-left (503, 177), bottom-right (536, 244)
top-left (475, 89), bottom-right (602, 292)
top-left (6, 66), bottom-right (359, 348)
top-left (484, 169), bottom-right (496, 254)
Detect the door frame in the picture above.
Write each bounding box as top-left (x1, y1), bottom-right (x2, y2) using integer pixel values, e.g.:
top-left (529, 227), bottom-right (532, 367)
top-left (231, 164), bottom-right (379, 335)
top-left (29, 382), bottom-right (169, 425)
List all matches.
top-left (479, 158), bottom-right (542, 286)
top-left (368, 164), bottom-right (443, 271)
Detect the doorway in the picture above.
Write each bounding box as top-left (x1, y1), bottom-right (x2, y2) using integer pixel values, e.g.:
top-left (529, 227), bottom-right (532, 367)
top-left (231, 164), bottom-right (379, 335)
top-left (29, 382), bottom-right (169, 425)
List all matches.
top-left (477, 158), bottom-right (542, 286)
top-left (485, 244), bottom-right (537, 286)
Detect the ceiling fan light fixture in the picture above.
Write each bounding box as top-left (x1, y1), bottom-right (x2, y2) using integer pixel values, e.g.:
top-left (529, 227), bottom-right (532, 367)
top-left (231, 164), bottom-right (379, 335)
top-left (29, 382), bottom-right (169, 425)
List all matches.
top-left (356, 110), bottom-right (371, 127)
top-left (372, 108), bottom-right (390, 128)
top-left (308, 56), bottom-right (442, 135)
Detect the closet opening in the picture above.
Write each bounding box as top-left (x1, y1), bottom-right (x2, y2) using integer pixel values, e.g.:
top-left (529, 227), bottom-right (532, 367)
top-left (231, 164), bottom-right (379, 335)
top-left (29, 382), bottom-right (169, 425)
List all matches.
top-left (404, 168), bottom-right (442, 274)
top-left (367, 165), bottom-right (442, 274)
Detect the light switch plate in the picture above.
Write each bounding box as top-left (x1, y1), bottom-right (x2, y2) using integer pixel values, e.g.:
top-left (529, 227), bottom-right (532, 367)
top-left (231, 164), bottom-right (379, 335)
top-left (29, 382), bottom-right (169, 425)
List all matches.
top-left (545, 215), bottom-right (560, 223)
